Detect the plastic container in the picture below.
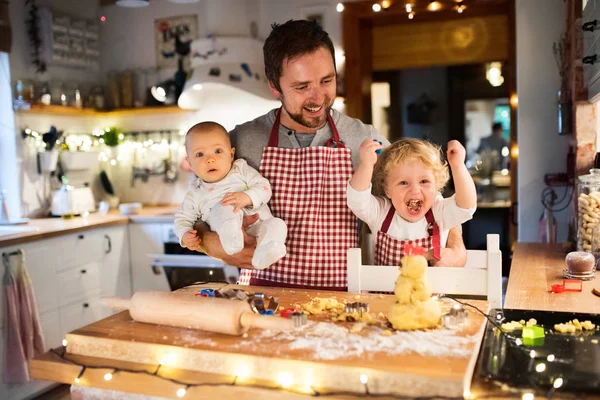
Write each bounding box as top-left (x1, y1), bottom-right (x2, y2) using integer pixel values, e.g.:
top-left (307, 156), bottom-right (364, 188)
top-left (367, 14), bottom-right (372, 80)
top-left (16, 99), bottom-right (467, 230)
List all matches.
top-left (576, 168), bottom-right (600, 252)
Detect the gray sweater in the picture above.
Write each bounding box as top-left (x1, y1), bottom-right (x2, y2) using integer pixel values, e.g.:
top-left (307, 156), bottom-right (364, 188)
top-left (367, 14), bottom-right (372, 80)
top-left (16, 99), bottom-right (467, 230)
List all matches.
top-left (229, 109), bottom-right (388, 170)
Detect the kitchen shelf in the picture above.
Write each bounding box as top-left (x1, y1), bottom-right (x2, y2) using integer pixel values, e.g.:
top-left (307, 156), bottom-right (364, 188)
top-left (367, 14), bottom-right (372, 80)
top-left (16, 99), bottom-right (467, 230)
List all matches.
top-left (15, 104), bottom-right (192, 117)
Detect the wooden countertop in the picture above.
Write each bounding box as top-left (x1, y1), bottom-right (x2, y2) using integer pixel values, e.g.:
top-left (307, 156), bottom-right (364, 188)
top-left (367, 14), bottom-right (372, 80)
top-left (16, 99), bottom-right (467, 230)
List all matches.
top-left (0, 205), bottom-right (179, 247)
top-left (504, 243), bottom-right (600, 314)
top-left (32, 284), bottom-right (490, 399)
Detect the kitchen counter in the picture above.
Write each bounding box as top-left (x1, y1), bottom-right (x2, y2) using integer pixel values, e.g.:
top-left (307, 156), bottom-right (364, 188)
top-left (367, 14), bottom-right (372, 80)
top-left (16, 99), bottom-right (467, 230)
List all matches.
top-left (0, 205), bottom-right (179, 247)
top-left (504, 243), bottom-right (600, 314)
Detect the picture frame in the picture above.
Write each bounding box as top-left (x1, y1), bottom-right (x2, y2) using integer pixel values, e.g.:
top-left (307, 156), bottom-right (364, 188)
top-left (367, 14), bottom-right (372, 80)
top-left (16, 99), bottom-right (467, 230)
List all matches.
top-left (154, 14), bottom-right (198, 68)
top-left (299, 5), bottom-right (328, 29)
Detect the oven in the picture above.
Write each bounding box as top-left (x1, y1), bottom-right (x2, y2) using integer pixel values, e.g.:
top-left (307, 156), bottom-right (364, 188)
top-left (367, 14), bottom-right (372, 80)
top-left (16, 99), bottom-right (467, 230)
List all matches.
top-left (149, 226), bottom-right (239, 291)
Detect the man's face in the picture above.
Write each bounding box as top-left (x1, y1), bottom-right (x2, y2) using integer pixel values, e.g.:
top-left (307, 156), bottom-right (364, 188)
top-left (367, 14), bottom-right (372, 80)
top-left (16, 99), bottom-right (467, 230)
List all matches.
top-left (269, 47), bottom-right (336, 130)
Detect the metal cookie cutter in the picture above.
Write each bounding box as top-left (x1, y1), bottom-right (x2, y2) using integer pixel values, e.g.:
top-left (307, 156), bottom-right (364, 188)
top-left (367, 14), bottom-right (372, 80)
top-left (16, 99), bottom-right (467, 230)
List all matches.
top-left (215, 288), bottom-right (250, 301)
top-left (344, 302), bottom-right (370, 317)
top-left (441, 304), bottom-right (469, 329)
top-left (249, 293), bottom-right (279, 315)
top-left (289, 312), bottom-right (308, 327)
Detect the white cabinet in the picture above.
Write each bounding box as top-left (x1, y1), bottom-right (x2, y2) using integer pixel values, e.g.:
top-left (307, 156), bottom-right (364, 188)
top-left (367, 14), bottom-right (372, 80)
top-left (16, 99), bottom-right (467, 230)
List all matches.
top-left (129, 223), bottom-right (170, 292)
top-left (0, 224), bottom-right (131, 399)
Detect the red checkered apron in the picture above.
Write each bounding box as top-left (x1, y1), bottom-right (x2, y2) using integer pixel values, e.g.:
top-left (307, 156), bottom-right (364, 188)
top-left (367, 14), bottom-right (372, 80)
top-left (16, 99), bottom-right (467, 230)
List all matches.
top-left (374, 205), bottom-right (441, 266)
top-left (238, 109), bottom-right (358, 290)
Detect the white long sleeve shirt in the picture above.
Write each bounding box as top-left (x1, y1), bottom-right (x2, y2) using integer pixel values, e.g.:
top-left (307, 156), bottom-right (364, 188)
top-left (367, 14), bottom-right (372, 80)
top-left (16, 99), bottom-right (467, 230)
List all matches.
top-left (346, 183), bottom-right (475, 247)
top-left (174, 159), bottom-right (273, 241)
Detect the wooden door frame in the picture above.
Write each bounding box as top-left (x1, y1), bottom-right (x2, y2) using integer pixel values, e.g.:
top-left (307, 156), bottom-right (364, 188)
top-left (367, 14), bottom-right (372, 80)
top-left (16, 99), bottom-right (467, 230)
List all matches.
top-left (342, 0), bottom-right (518, 246)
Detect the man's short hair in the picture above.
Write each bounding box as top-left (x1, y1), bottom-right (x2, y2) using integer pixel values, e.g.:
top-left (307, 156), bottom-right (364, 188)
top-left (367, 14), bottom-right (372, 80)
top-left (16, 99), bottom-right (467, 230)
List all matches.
top-left (492, 122), bottom-right (504, 132)
top-left (263, 19), bottom-right (336, 93)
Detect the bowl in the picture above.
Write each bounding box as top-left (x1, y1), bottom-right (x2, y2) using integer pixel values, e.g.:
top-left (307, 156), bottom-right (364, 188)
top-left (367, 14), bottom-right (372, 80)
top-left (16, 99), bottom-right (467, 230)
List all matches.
top-left (119, 202), bottom-right (142, 215)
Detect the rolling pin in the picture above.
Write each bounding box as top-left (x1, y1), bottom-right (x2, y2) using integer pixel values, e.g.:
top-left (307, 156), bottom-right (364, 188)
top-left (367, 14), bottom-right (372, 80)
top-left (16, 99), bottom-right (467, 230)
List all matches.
top-left (100, 291), bottom-right (295, 336)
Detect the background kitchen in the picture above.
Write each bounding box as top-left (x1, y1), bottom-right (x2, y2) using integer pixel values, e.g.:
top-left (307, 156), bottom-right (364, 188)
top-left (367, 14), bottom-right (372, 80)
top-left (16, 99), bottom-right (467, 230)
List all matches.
top-left (0, 0), bottom-right (590, 398)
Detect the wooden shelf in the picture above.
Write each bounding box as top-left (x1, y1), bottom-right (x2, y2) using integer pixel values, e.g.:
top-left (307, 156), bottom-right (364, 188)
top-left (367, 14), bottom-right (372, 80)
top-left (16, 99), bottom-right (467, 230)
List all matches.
top-left (15, 104), bottom-right (192, 117)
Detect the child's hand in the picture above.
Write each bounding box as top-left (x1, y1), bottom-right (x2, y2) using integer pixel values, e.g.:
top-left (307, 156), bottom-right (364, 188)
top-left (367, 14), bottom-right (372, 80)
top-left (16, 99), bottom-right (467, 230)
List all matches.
top-left (221, 192), bottom-right (252, 212)
top-left (446, 140), bottom-right (466, 167)
top-left (358, 138), bottom-right (382, 166)
top-left (182, 230), bottom-right (201, 250)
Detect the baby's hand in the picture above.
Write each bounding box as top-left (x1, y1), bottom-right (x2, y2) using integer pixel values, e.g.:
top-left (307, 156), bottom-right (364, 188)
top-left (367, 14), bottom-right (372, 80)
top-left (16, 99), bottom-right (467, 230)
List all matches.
top-left (181, 230), bottom-right (201, 250)
top-left (221, 192), bottom-right (252, 212)
top-left (358, 138), bottom-right (382, 166)
top-left (446, 140), bottom-right (466, 167)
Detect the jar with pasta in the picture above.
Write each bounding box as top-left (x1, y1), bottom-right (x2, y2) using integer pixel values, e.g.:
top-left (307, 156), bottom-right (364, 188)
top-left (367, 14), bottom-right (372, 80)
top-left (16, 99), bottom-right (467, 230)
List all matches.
top-left (577, 168), bottom-right (600, 252)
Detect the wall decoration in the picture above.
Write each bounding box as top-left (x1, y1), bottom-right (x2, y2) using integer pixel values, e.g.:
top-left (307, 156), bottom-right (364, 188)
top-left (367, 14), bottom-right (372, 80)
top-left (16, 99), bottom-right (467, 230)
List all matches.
top-left (299, 5), bottom-right (328, 29)
top-left (155, 14), bottom-right (198, 68)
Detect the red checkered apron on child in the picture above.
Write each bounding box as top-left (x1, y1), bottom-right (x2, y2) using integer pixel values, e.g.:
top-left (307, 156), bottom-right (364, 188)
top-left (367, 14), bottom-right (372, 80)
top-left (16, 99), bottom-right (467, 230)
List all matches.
top-left (238, 109), bottom-right (358, 290)
top-left (374, 205), bottom-right (441, 266)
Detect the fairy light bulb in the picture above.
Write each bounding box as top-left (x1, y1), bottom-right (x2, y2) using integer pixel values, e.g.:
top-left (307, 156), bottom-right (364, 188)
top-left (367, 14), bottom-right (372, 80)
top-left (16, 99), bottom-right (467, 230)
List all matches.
top-left (522, 393), bottom-right (534, 400)
top-left (381, 0), bottom-right (391, 8)
top-left (74, 377), bottom-right (80, 383)
top-left (427, 1), bottom-right (442, 11)
top-left (176, 388), bottom-right (186, 397)
top-left (553, 377), bottom-right (564, 388)
top-left (104, 373), bottom-right (113, 381)
top-left (405, 3), bottom-right (412, 12)
top-left (336, 2), bottom-right (344, 12)
top-left (529, 350), bottom-right (536, 358)
top-left (535, 363), bottom-right (546, 372)
top-left (62, 339), bottom-right (68, 347)
top-left (547, 354), bottom-right (555, 362)
top-left (277, 372), bottom-right (293, 388)
top-left (372, 3), bottom-right (382, 12)
top-left (360, 374), bottom-right (368, 384)
top-left (408, 12), bottom-right (414, 19)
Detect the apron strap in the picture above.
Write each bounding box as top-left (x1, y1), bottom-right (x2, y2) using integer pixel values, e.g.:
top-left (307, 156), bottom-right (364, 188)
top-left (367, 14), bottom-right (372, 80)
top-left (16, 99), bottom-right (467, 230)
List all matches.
top-left (425, 209), bottom-right (441, 260)
top-left (380, 205), bottom-right (396, 234)
top-left (268, 108), bottom-right (344, 148)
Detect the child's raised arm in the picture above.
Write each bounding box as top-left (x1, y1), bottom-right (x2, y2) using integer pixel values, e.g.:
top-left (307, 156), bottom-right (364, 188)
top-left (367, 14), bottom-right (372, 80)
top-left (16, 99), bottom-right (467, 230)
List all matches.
top-left (349, 138), bottom-right (383, 191)
top-left (446, 140), bottom-right (477, 209)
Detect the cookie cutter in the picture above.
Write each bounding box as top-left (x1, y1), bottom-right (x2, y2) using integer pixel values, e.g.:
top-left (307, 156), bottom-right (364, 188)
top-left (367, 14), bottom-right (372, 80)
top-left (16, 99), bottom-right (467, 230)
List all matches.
top-left (195, 288), bottom-right (215, 297)
top-left (551, 279), bottom-right (583, 293)
top-left (344, 302), bottom-right (369, 317)
top-left (215, 288), bottom-right (251, 301)
top-left (441, 304), bottom-right (469, 329)
top-left (289, 312), bottom-right (308, 327)
top-left (250, 293), bottom-right (279, 315)
top-left (280, 308), bottom-right (298, 318)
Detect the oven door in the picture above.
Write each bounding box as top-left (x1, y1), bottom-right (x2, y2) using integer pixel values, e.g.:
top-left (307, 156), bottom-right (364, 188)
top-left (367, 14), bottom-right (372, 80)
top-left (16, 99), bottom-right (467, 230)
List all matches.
top-left (149, 253), bottom-right (240, 291)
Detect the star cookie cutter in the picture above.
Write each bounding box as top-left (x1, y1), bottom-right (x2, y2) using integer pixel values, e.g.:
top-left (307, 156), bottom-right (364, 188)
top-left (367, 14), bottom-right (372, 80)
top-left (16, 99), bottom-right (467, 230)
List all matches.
top-left (441, 304), bottom-right (469, 329)
top-left (344, 302), bottom-right (370, 317)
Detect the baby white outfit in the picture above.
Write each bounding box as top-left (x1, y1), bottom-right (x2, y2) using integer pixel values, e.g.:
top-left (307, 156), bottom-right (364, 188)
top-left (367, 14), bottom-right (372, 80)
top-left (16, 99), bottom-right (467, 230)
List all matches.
top-left (175, 159), bottom-right (287, 269)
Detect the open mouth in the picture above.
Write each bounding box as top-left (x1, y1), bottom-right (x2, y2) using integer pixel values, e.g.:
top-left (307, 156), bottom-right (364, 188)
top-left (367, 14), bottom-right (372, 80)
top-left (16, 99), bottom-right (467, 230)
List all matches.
top-left (304, 104), bottom-right (323, 114)
top-left (406, 199), bottom-right (423, 215)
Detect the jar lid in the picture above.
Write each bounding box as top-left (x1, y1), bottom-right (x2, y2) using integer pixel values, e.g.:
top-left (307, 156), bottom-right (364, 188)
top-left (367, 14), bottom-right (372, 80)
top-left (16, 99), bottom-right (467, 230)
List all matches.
top-left (578, 168), bottom-right (600, 184)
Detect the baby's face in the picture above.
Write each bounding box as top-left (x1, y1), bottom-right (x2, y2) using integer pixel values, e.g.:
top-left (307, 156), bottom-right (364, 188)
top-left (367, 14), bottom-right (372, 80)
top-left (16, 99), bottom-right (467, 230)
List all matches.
top-left (384, 160), bottom-right (437, 223)
top-left (186, 129), bottom-right (235, 183)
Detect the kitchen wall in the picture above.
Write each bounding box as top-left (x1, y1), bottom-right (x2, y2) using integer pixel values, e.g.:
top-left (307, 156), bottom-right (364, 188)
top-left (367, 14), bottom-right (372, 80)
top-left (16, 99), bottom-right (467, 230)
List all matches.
top-left (516, 0), bottom-right (570, 242)
top-left (399, 67), bottom-right (449, 145)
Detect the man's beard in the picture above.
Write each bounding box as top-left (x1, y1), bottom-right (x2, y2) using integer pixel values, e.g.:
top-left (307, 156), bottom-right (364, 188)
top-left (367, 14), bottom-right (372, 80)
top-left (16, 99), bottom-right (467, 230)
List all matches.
top-left (281, 95), bottom-right (333, 130)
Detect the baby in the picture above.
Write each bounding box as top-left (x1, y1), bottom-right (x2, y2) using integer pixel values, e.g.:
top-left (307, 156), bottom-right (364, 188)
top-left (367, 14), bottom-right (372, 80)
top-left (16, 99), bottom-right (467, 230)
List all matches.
top-left (347, 138), bottom-right (476, 266)
top-left (174, 121), bottom-right (287, 270)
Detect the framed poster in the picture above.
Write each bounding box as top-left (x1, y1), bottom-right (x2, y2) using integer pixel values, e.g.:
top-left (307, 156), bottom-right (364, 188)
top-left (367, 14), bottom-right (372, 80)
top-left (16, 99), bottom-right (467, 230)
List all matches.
top-left (155, 14), bottom-right (198, 68)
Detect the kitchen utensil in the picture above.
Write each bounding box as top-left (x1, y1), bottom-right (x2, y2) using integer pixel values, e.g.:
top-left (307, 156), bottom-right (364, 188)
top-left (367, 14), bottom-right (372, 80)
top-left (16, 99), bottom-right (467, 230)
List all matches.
top-left (100, 291), bottom-right (295, 335)
top-left (119, 202), bottom-right (142, 215)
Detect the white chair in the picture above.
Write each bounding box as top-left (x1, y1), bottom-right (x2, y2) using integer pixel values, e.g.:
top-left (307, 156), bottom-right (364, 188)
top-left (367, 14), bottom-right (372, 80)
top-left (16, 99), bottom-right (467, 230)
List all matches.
top-left (347, 234), bottom-right (502, 309)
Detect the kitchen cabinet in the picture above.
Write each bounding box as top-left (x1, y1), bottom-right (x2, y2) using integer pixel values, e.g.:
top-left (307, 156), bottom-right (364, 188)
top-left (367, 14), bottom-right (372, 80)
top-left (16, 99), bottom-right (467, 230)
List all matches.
top-left (583, 0), bottom-right (600, 100)
top-left (129, 222), bottom-right (170, 293)
top-left (0, 225), bottom-right (130, 399)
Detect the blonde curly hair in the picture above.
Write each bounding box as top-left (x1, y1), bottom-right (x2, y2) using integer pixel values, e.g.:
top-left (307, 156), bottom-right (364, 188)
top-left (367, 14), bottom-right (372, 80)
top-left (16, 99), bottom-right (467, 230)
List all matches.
top-left (373, 138), bottom-right (449, 195)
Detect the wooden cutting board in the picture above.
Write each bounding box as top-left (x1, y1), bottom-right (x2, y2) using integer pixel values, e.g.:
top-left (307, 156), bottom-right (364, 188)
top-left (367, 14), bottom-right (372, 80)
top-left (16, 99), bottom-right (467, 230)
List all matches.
top-left (65, 284), bottom-right (489, 398)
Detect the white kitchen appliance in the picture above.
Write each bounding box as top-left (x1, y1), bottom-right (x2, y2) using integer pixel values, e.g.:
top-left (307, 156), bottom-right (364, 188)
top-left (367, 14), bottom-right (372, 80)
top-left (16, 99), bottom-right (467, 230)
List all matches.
top-left (51, 184), bottom-right (96, 216)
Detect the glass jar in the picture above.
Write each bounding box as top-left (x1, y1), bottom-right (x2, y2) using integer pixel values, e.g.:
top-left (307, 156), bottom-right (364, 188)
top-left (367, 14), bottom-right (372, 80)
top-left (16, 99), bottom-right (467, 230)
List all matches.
top-left (576, 168), bottom-right (600, 252)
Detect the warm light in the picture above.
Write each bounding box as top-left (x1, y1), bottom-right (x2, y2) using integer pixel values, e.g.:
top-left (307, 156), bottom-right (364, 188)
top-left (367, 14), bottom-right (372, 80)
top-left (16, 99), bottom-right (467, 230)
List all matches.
top-left (486, 62), bottom-right (504, 87)
top-left (408, 12), bottom-right (414, 19)
top-left (192, 84), bottom-right (203, 90)
top-left (277, 372), bottom-right (293, 388)
top-left (522, 394), bottom-right (534, 400)
top-left (118, 133), bottom-right (125, 140)
top-left (427, 1), bottom-right (442, 11)
top-left (511, 145), bottom-right (519, 158)
top-left (209, 270), bottom-right (213, 275)
top-left (510, 94), bottom-right (519, 107)
top-left (501, 146), bottom-right (509, 157)
top-left (530, 350), bottom-right (536, 358)
top-left (547, 354), bottom-right (555, 362)
top-left (336, 2), bottom-right (344, 12)
top-left (405, 3), bottom-right (412, 12)
top-left (501, 169), bottom-right (509, 176)
top-left (457, 5), bottom-right (465, 13)
top-left (381, 0), bottom-right (391, 8)
top-left (74, 378), bottom-right (80, 383)
top-left (104, 373), bottom-right (113, 381)
top-left (372, 3), bottom-right (382, 12)
top-left (236, 366), bottom-right (250, 378)
top-left (360, 374), bottom-right (368, 384)
top-left (515, 338), bottom-right (523, 346)
top-left (110, 159), bottom-right (117, 166)
top-left (535, 363), bottom-right (546, 372)
top-left (176, 388), bottom-right (186, 397)
top-left (62, 339), bottom-right (68, 347)
top-left (553, 377), bottom-right (564, 388)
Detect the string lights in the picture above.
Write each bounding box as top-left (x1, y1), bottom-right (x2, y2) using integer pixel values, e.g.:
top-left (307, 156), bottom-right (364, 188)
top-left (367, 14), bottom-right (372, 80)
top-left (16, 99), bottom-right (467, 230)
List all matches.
top-left (51, 296), bottom-right (576, 399)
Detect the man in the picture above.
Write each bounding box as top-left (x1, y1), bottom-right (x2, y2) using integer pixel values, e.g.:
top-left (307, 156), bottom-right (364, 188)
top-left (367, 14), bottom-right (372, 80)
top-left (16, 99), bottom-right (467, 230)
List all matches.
top-left (477, 122), bottom-right (509, 170)
top-left (196, 20), bottom-right (467, 289)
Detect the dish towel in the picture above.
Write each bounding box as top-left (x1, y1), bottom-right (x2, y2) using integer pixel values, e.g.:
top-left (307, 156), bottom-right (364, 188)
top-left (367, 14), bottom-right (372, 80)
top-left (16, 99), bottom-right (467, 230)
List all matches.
top-left (2, 250), bottom-right (45, 384)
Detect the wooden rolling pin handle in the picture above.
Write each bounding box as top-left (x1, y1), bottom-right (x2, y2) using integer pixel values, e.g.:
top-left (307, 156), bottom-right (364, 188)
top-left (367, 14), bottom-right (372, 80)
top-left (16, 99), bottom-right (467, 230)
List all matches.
top-left (100, 296), bottom-right (131, 311)
top-left (239, 311), bottom-right (295, 332)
